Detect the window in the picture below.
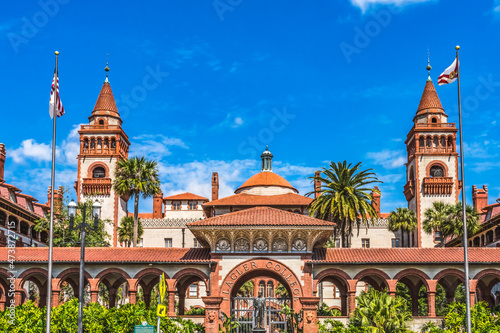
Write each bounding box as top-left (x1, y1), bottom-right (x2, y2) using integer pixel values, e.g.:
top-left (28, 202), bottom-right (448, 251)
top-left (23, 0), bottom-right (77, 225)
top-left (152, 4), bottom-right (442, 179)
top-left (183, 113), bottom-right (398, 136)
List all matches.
top-left (9, 190), bottom-right (17, 203)
top-left (429, 165), bottom-right (444, 177)
top-left (92, 167), bottom-right (106, 178)
top-left (188, 201), bottom-right (197, 210)
top-left (172, 201), bottom-right (181, 210)
top-left (434, 231), bottom-right (442, 244)
top-left (164, 238), bottom-right (172, 248)
top-left (99, 119), bottom-right (104, 125)
top-left (333, 285), bottom-right (340, 298)
top-left (361, 239), bottom-right (370, 248)
top-left (391, 238), bottom-right (400, 248)
top-left (259, 281), bottom-right (265, 296)
top-left (189, 284), bottom-right (198, 298)
top-left (335, 239), bottom-right (340, 248)
top-left (431, 117), bottom-right (437, 123)
top-left (27, 200), bottom-right (34, 212)
top-left (267, 282), bottom-right (274, 297)
top-left (194, 238), bottom-right (201, 248)
top-left (139, 238), bottom-right (143, 247)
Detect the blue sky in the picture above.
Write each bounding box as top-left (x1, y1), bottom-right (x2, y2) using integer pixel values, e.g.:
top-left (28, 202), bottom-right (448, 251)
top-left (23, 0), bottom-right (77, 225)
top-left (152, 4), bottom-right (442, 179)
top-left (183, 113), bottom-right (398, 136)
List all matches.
top-left (1, 0), bottom-right (499, 213)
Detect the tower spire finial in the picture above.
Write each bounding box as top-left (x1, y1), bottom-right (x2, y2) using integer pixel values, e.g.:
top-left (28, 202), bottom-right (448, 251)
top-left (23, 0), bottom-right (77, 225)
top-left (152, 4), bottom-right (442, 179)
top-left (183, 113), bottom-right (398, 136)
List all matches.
top-left (261, 146), bottom-right (273, 172)
top-left (104, 53), bottom-right (110, 82)
top-left (426, 47), bottom-right (432, 81)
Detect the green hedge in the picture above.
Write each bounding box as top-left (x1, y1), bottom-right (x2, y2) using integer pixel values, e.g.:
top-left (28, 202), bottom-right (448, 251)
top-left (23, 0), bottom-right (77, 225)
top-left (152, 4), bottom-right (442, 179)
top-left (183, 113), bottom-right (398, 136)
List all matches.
top-left (0, 299), bottom-right (204, 333)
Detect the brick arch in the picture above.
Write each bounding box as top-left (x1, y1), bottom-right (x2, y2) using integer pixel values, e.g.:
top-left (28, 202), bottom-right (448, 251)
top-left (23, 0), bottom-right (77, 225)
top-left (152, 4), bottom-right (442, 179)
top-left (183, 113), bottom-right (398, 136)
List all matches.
top-left (95, 267), bottom-right (131, 282)
top-left (473, 269), bottom-right (500, 281)
top-left (86, 161), bottom-right (110, 178)
top-left (218, 258), bottom-right (304, 315)
top-left (425, 160), bottom-right (449, 177)
top-left (354, 268), bottom-right (390, 287)
top-left (56, 268), bottom-right (92, 289)
top-left (393, 268), bottom-right (430, 290)
top-left (133, 268), bottom-right (170, 290)
top-left (434, 268), bottom-right (465, 282)
top-left (173, 268), bottom-right (209, 289)
top-left (16, 268), bottom-right (50, 289)
top-left (313, 268), bottom-right (352, 293)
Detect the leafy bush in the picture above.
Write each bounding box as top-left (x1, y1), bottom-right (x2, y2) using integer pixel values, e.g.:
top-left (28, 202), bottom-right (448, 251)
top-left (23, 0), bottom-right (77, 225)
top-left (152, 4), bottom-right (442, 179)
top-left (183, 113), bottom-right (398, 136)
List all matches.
top-left (185, 306), bottom-right (205, 315)
top-left (317, 302), bottom-right (341, 316)
top-left (0, 300), bottom-right (204, 333)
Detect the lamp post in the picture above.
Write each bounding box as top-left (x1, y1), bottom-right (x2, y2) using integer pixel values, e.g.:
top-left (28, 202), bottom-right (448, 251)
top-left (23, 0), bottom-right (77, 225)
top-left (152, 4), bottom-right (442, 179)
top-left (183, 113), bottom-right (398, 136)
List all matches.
top-left (68, 199), bottom-right (101, 333)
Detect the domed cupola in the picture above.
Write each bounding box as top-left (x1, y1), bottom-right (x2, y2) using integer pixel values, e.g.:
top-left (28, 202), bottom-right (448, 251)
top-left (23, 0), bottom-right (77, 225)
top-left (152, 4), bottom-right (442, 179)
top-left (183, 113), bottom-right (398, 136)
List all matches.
top-left (235, 147), bottom-right (298, 196)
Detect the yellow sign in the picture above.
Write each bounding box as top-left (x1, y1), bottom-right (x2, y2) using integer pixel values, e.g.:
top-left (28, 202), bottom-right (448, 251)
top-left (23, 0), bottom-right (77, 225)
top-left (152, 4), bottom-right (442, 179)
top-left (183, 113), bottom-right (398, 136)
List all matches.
top-left (157, 304), bottom-right (167, 317)
top-left (159, 273), bottom-right (166, 303)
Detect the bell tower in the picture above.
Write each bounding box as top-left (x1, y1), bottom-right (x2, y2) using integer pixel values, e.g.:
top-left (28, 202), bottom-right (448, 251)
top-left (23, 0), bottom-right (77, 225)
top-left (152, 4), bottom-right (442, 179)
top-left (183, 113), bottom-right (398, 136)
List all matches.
top-left (404, 63), bottom-right (460, 248)
top-left (75, 65), bottom-right (130, 247)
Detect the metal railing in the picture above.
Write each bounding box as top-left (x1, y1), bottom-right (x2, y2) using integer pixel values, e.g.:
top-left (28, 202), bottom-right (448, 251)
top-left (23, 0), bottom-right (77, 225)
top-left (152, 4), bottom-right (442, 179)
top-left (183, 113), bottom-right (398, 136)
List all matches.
top-left (231, 296), bottom-right (291, 333)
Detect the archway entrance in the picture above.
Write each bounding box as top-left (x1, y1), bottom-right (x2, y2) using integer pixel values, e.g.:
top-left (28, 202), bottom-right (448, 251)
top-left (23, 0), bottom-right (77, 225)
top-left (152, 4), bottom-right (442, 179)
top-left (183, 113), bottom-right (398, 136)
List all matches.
top-left (219, 259), bottom-right (303, 332)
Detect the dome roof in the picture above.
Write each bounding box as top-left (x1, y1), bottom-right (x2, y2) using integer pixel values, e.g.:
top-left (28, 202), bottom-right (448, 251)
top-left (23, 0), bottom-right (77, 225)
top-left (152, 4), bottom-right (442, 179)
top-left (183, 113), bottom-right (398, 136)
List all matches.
top-left (235, 172), bottom-right (298, 193)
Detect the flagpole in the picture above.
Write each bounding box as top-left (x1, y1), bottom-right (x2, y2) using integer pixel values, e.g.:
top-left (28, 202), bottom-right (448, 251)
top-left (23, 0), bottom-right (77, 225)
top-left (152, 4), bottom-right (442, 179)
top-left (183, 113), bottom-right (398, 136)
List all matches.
top-left (455, 45), bottom-right (472, 333)
top-left (45, 50), bottom-right (59, 333)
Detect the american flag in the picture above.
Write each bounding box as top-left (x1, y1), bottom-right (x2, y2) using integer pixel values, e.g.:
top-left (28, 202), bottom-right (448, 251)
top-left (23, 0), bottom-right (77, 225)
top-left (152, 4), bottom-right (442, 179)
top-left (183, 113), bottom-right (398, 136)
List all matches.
top-left (49, 72), bottom-right (65, 118)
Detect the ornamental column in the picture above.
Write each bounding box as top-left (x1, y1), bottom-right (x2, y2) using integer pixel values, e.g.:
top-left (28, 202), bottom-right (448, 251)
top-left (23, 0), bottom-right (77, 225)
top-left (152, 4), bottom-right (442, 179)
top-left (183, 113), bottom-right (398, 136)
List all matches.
top-left (167, 291), bottom-right (176, 317)
top-left (202, 296), bottom-right (223, 333)
top-left (300, 297), bottom-right (320, 333)
top-left (347, 291), bottom-right (356, 315)
top-left (426, 279), bottom-right (437, 317)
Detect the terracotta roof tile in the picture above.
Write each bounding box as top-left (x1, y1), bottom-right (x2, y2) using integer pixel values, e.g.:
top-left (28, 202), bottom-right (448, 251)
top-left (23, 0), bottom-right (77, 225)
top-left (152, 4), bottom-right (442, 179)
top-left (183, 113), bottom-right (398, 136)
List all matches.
top-left (92, 82), bottom-right (119, 118)
top-left (311, 247), bottom-right (500, 264)
top-left (236, 172), bottom-right (297, 193)
top-left (203, 193), bottom-right (312, 206)
top-left (127, 212), bottom-right (154, 219)
top-left (0, 247), bottom-right (211, 263)
top-left (163, 192), bottom-right (209, 201)
top-left (188, 206), bottom-right (334, 227)
top-left (416, 80), bottom-right (445, 115)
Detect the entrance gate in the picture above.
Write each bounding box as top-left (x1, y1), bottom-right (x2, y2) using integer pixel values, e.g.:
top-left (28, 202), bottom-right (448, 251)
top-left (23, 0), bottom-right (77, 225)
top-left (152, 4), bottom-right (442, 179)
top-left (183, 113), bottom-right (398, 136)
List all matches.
top-left (231, 296), bottom-right (292, 332)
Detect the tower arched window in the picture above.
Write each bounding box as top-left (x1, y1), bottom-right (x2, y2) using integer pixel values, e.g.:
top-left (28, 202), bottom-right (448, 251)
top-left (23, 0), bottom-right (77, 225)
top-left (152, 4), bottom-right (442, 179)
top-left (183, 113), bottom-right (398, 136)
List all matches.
top-left (429, 165), bottom-right (444, 177)
top-left (98, 119), bottom-right (104, 125)
top-left (259, 281), bottom-right (265, 296)
top-left (267, 281), bottom-right (274, 297)
top-left (92, 167), bottom-right (106, 178)
top-left (431, 117), bottom-right (437, 123)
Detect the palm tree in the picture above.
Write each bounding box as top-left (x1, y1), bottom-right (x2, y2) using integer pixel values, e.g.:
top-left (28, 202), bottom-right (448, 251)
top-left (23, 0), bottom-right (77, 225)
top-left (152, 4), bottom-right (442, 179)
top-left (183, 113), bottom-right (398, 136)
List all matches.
top-left (388, 207), bottom-right (417, 248)
top-left (117, 216), bottom-right (144, 247)
top-left (353, 288), bottom-right (412, 333)
top-left (307, 161), bottom-right (381, 248)
top-left (423, 201), bottom-right (449, 247)
top-left (113, 157), bottom-right (161, 247)
top-left (445, 202), bottom-right (480, 247)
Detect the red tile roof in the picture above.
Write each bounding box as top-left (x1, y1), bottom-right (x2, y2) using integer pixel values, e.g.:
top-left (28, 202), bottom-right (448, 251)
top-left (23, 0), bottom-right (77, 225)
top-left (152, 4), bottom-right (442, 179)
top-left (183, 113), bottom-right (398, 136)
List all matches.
top-left (0, 247), bottom-right (211, 263)
top-left (188, 206), bottom-right (334, 227)
top-left (92, 82), bottom-right (119, 118)
top-left (416, 80), bottom-right (445, 115)
top-left (236, 172), bottom-right (297, 193)
top-left (203, 193), bottom-right (312, 207)
top-left (311, 247), bottom-right (500, 264)
top-left (163, 192), bottom-right (209, 201)
top-left (127, 212), bottom-right (154, 219)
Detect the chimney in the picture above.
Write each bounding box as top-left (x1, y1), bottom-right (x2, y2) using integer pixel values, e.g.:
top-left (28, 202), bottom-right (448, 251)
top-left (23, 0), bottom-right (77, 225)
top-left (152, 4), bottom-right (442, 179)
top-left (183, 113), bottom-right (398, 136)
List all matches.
top-left (472, 185), bottom-right (488, 213)
top-left (0, 143), bottom-right (5, 182)
top-left (47, 186), bottom-right (63, 214)
top-left (212, 172), bottom-right (219, 201)
top-left (371, 186), bottom-right (381, 215)
top-left (153, 192), bottom-right (163, 218)
top-left (314, 171), bottom-right (321, 198)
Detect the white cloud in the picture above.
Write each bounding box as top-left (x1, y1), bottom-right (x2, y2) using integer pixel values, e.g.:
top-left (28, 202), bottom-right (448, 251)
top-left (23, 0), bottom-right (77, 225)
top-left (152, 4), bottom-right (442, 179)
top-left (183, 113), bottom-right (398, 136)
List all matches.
top-left (366, 149), bottom-right (406, 169)
top-left (8, 123), bottom-right (84, 166)
top-left (233, 117), bottom-right (244, 127)
top-left (129, 134), bottom-right (188, 160)
top-left (349, 0), bottom-right (433, 12)
top-left (9, 139), bottom-right (52, 163)
top-left (378, 173), bottom-right (403, 183)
